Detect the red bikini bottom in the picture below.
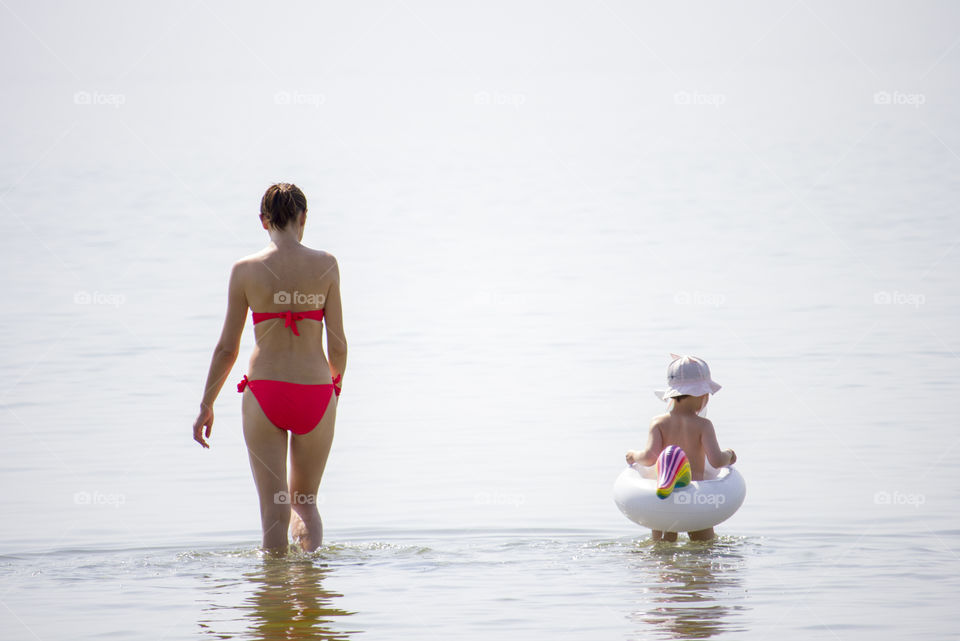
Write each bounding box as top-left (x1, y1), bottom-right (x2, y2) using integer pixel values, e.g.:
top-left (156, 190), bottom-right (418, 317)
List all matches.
top-left (237, 375), bottom-right (337, 435)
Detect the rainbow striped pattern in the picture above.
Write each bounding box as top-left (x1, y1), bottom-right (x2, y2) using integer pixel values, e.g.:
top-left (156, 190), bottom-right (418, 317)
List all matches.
top-left (656, 445), bottom-right (691, 499)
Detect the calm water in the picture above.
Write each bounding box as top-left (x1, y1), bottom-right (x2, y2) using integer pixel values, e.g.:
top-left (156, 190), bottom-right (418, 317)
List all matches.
top-left (2, 2), bottom-right (960, 639)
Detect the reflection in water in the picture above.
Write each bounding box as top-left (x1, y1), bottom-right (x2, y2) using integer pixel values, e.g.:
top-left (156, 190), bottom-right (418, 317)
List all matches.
top-left (198, 549), bottom-right (359, 640)
top-left (625, 537), bottom-right (749, 640)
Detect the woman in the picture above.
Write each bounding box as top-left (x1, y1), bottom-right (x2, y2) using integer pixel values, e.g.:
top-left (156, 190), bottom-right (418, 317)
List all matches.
top-left (192, 183), bottom-right (347, 553)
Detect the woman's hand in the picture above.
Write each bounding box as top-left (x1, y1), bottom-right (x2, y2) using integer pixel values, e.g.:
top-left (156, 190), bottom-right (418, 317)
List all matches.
top-left (725, 448), bottom-right (737, 465)
top-left (625, 450), bottom-right (640, 465)
top-left (193, 405), bottom-right (214, 448)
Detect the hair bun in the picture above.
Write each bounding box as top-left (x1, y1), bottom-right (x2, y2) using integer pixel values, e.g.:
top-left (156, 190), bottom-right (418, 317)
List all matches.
top-left (260, 182), bottom-right (307, 231)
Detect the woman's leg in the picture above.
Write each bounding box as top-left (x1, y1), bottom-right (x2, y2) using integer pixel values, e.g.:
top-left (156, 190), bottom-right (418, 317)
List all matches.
top-left (288, 395), bottom-right (337, 552)
top-left (242, 389), bottom-right (291, 552)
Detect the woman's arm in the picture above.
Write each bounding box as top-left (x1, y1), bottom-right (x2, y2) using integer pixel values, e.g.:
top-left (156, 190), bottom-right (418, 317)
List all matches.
top-left (193, 262), bottom-right (248, 448)
top-left (701, 419), bottom-right (736, 467)
top-left (323, 256), bottom-right (347, 385)
top-left (625, 422), bottom-right (662, 466)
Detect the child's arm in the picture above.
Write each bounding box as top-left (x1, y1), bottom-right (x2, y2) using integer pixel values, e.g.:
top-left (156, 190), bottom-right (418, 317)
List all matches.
top-left (625, 421), bottom-right (663, 466)
top-left (701, 419), bottom-right (736, 467)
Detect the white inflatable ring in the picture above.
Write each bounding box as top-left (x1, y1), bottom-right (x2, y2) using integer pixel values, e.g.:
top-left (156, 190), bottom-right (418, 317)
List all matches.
top-left (613, 463), bottom-right (746, 532)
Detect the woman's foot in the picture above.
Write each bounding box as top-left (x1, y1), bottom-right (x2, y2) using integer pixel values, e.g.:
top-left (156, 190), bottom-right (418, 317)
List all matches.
top-left (290, 509), bottom-right (323, 552)
top-left (290, 510), bottom-right (309, 546)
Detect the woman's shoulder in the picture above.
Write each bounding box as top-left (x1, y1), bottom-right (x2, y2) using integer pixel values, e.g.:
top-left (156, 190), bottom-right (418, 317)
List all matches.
top-left (307, 247), bottom-right (337, 262)
top-left (233, 245), bottom-right (335, 263)
top-left (304, 248), bottom-right (339, 273)
top-left (231, 246), bottom-right (338, 282)
top-left (310, 249), bottom-right (337, 263)
top-left (228, 248), bottom-right (279, 284)
top-left (235, 246), bottom-right (274, 266)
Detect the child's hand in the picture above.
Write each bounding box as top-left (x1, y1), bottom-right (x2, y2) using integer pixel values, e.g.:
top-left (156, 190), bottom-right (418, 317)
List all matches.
top-left (625, 450), bottom-right (639, 465)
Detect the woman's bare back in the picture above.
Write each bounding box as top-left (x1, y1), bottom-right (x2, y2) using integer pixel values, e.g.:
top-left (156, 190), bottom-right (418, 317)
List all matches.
top-left (237, 244), bottom-right (342, 383)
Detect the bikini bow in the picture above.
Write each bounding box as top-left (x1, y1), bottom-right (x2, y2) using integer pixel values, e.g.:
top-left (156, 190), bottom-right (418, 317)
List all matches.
top-left (332, 373), bottom-right (342, 397)
top-left (283, 310), bottom-right (305, 336)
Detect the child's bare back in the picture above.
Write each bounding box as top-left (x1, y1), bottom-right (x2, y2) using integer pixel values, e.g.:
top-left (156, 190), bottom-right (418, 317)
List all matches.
top-left (625, 395), bottom-right (736, 479)
top-left (653, 412), bottom-right (709, 480)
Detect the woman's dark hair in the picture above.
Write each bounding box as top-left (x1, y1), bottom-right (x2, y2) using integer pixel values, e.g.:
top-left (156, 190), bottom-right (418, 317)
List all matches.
top-left (260, 183), bottom-right (307, 230)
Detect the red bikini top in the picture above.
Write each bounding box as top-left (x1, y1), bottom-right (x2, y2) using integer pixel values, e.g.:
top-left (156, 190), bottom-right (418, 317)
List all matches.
top-left (251, 309), bottom-right (324, 336)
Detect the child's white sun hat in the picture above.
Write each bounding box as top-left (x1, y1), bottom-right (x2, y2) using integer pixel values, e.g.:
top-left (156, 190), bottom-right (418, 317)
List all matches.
top-left (654, 353), bottom-right (722, 401)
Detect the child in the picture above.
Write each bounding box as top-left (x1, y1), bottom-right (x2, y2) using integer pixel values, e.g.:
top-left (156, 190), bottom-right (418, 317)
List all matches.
top-left (624, 354), bottom-right (737, 542)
